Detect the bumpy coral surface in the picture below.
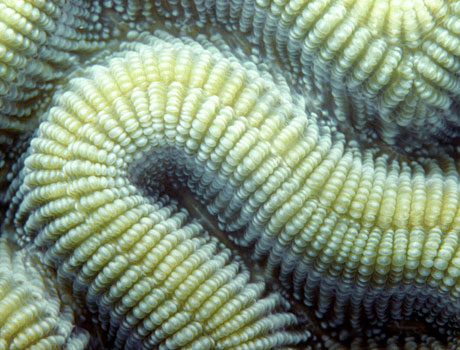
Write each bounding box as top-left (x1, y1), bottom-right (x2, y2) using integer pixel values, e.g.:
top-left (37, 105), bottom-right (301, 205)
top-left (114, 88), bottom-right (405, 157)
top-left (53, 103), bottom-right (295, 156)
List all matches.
top-left (6, 34), bottom-right (312, 350)
top-left (0, 236), bottom-right (88, 350)
top-left (0, 0), bottom-right (117, 195)
top-left (105, 0), bottom-right (460, 154)
top-left (1, 1), bottom-right (460, 350)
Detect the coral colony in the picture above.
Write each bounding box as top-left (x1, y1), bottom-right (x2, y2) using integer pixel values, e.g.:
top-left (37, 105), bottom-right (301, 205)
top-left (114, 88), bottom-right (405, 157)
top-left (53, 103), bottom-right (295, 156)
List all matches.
top-left (0, 1), bottom-right (460, 349)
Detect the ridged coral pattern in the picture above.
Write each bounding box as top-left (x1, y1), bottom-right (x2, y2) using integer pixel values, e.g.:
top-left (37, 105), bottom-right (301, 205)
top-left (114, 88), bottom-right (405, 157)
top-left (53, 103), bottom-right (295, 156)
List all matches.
top-left (0, 237), bottom-right (88, 350)
top-left (1, 0), bottom-right (460, 349)
top-left (106, 0), bottom-right (460, 154)
top-left (7, 35), bottom-right (311, 350)
top-left (320, 332), bottom-right (460, 350)
top-left (0, 0), bottom-right (116, 193)
top-left (6, 28), bottom-right (460, 346)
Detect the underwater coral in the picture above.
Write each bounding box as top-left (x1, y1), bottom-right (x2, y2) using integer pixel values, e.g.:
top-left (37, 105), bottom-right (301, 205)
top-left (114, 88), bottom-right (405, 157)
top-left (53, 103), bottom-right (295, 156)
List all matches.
top-left (1, 0), bottom-right (460, 349)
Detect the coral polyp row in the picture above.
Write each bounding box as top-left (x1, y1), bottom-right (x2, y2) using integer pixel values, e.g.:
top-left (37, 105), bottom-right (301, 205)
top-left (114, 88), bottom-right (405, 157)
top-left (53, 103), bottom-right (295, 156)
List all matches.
top-left (104, 0), bottom-right (460, 154)
top-left (0, 237), bottom-right (89, 350)
top-left (0, 0), bottom-right (119, 193)
top-left (7, 35), bottom-right (311, 350)
top-left (7, 29), bottom-right (460, 346)
top-left (317, 332), bottom-right (460, 350)
top-left (0, 0), bottom-right (114, 119)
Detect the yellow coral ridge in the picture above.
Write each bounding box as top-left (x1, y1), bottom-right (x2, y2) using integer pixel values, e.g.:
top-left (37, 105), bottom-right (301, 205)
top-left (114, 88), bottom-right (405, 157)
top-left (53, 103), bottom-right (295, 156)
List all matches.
top-left (105, 0), bottom-right (460, 153)
top-left (0, 237), bottom-right (88, 350)
top-left (7, 29), bottom-right (460, 344)
top-left (0, 0), bottom-right (113, 119)
top-left (0, 0), bottom-right (117, 195)
top-left (8, 34), bottom-right (310, 350)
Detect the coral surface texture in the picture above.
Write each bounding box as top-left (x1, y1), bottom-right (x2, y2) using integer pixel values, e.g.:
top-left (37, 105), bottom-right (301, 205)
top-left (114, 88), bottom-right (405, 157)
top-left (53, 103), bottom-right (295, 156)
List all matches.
top-left (1, 1), bottom-right (460, 350)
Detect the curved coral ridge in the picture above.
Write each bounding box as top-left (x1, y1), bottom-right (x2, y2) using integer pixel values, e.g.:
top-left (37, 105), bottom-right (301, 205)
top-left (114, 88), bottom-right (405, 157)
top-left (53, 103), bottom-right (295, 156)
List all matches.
top-left (106, 0), bottom-right (460, 153)
top-left (7, 34), bottom-right (311, 350)
top-left (0, 0), bottom-right (117, 191)
top-left (0, 0), bottom-right (459, 349)
top-left (7, 25), bottom-right (460, 343)
top-left (0, 236), bottom-right (88, 350)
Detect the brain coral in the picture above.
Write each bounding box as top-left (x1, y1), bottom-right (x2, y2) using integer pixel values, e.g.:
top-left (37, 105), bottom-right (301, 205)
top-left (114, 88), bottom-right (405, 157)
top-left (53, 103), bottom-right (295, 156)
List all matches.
top-left (6, 33), bottom-right (311, 350)
top-left (105, 0), bottom-right (460, 154)
top-left (1, 0), bottom-right (460, 349)
top-left (0, 236), bottom-right (89, 350)
top-left (0, 0), bottom-right (118, 195)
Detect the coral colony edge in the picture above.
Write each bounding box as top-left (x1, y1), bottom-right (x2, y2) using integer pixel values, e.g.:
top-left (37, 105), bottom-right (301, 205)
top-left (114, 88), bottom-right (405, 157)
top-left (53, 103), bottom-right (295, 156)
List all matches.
top-left (1, 0), bottom-right (460, 349)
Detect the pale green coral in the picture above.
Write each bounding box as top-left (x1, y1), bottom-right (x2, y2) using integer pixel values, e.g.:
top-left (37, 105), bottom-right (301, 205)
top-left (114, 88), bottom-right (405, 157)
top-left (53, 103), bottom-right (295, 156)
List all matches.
top-left (0, 236), bottom-right (89, 350)
top-left (1, 1), bottom-right (460, 349)
top-left (0, 0), bottom-right (114, 119)
top-left (0, 0), bottom-right (119, 195)
top-left (104, 0), bottom-right (460, 154)
top-left (6, 34), bottom-right (311, 350)
top-left (5, 26), bottom-right (460, 348)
